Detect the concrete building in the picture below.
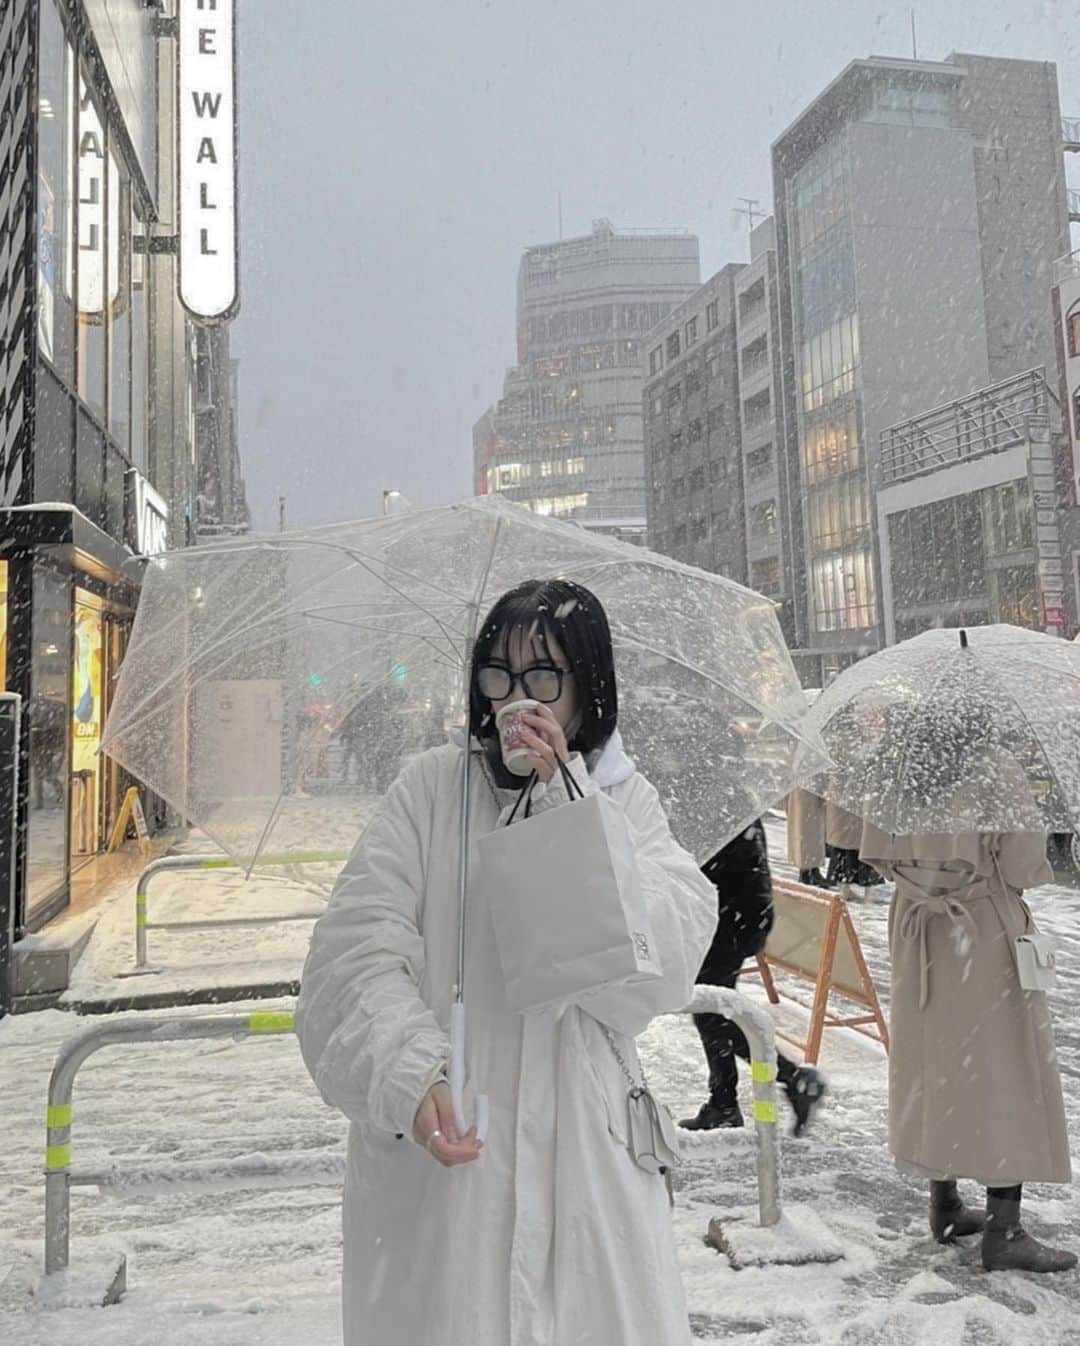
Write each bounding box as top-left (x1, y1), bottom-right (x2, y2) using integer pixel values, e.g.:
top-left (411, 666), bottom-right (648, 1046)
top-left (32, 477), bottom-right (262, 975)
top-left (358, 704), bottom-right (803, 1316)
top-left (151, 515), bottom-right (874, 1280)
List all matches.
top-left (0, 0), bottom-right (242, 1009)
top-left (876, 369), bottom-right (1070, 642)
top-left (772, 54), bottom-right (1073, 682)
top-left (193, 327), bottom-right (250, 541)
top-left (474, 221), bottom-right (699, 523)
top-left (643, 265), bottom-right (745, 580)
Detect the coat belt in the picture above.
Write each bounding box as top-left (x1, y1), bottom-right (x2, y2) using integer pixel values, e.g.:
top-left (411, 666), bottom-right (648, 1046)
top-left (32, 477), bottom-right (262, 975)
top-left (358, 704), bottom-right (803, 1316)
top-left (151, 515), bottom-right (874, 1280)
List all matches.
top-left (895, 870), bottom-right (984, 1011)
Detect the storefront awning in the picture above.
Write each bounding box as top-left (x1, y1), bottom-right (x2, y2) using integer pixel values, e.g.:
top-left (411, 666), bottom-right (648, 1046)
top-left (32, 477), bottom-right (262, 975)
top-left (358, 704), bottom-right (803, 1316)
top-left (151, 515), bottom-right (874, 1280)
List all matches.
top-left (0, 505), bottom-right (141, 591)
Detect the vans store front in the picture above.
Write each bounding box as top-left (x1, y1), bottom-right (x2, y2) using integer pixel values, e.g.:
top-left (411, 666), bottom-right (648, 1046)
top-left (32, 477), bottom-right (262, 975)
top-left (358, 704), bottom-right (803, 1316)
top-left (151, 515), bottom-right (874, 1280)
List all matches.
top-left (1, 0), bottom-right (235, 1002)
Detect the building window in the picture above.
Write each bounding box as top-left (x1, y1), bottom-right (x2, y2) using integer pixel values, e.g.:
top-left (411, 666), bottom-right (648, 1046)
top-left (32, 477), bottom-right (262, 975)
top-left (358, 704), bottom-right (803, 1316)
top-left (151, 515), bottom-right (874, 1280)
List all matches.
top-left (992, 564), bottom-right (1039, 629)
top-left (669, 429), bottom-right (684, 455)
top-left (532, 493), bottom-right (588, 518)
top-left (27, 563), bottom-right (72, 915)
top-left (689, 466), bottom-right (706, 492)
top-left (750, 499), bottom-right (778, 535)
top-left (706, 299), bottom-right (719, 332)
top-left (37, 0), bottom-right (76, 381)
top-left (688, 418), bottom-right (703, 444)
top-left (692, 517), bottom-right (708, 543)
top-left (649, 346), bottom-right (663, 376)
top-left (666, 382), bottom-right (682, 409)
top-left (744, 390), bottom-right (771, 429)
top-left (746, 444), bottom-right (773, 480)
top-left (666, 332), bottom-right (681, 361)
top-left (650, 393), bottom-right (663, 418)
top-left (807, 476), bottom-right (868, 551)
top-left (751, 557), bottom-right (782, 594)
top-left (811, 547), bottom-right (877, 632)
top-left (803, 399), bottom-right (860, 483)
top-left (685, 366), bottom-right (703, 396)
top-left (685, 317), bottom-right (698, 347)
top-left (1068, 307), bottom-right (1080, 359)
top-left (985, 479), bottom-right (1033, 554)
top-left (673, 523), bottom-right (687, 547)
top-left (672, 475), bottom-right (686, 498)
top-left (706, 349), bottom-right (721, 381)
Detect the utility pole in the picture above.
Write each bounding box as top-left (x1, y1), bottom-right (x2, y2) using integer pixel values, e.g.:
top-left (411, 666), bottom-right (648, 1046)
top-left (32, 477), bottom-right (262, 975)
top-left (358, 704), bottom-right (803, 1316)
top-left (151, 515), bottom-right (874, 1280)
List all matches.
top-left (278, 495), bottom-right (286, 532)
top-left (911, 10), bottom-right (918, 60)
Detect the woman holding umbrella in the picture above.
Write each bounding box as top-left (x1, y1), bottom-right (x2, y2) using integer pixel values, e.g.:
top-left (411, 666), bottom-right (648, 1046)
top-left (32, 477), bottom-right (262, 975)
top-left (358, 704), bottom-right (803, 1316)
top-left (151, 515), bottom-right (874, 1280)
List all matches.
top-left (295, 578), bottom-right (717, 1345)
top-left (808, 626), bottom-right (1078, 1272)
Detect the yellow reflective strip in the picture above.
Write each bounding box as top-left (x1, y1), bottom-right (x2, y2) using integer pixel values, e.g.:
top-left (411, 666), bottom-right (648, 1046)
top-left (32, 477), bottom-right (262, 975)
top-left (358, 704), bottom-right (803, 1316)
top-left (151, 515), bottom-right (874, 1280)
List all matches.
top-left (248, 1011), bottom-right (294, 1034)
top-left (750, 1060), bottom-right (776, 1084)
top-left (136, 913), bottom-right (148, 927)
top-left (46, 1104), bottom-right (72, 1128)
top-left (752, 1101), bottom-right (778, 1125)
top-left (199, 857), bottom-right (233, 870)
top-left (45, 1144), bottom-right (71, 1170)
top-left (135, 893), bottom-right (147, 906)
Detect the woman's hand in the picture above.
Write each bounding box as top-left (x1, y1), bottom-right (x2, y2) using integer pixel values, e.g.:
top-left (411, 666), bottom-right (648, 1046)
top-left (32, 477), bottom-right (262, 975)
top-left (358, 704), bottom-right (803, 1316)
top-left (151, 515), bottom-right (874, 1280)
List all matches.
top-left (412, 1081), bottom-right (482, 1167)
top-left (519, 704), bottom-right (573, 784)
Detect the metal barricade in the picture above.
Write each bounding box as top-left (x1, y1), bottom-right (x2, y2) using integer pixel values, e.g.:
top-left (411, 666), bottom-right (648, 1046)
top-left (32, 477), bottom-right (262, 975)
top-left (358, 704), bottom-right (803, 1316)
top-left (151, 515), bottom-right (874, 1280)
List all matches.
top-left (679, 985), bottom-right (780, 1227)
top-left (43, 1009), bottom-right (298, 1285)
top-left (133, 850), bottom-right (348, 969)
top-left (42, 987), bottom-right (781, 1297)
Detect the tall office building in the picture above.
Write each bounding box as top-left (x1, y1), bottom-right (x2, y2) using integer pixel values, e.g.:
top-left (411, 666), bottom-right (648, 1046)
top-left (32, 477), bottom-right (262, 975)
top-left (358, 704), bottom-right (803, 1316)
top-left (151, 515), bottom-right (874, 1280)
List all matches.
top-left (772, 54), bottom-right (1073, 679)
top-left (474, 221), bottom-right (700, 524)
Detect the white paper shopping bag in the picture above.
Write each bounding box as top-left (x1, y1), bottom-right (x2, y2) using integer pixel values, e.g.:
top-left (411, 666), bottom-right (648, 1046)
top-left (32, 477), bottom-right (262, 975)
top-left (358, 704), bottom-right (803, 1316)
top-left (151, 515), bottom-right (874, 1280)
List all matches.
top-left (475, 768), bottom-right (662, 1012)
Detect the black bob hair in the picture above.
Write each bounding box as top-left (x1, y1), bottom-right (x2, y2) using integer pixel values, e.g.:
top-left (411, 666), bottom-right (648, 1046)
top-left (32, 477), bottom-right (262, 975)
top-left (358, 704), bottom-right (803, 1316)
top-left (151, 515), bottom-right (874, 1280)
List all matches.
top-left (468, 579), bottom-right (618, 756)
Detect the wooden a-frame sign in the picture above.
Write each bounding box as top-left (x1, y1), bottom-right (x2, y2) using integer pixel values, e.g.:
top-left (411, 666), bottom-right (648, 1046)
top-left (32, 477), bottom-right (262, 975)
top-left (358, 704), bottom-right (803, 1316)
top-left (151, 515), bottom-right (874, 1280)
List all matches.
top-left (744, 877), bottom-right (889, 1065)
top-left (107, 786), bottom-right (152, 858)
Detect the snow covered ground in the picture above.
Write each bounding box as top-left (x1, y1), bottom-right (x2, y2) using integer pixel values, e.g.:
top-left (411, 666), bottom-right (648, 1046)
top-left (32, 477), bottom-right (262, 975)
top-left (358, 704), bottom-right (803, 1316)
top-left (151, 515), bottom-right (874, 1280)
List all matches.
top-left (3, 813), bottom-right (1080, 1344)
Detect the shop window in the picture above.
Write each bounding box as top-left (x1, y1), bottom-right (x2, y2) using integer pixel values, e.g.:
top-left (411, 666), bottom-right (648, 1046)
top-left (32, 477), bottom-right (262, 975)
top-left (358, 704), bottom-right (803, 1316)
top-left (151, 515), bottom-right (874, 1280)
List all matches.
top-left (71, 591), bottom-right (104, 864)
top-left (27, 564), bottom-right (72, 917)
top-left (37, 0), bottom-right (76, 381)
top-left (107, 148), bottom-right (131, 454)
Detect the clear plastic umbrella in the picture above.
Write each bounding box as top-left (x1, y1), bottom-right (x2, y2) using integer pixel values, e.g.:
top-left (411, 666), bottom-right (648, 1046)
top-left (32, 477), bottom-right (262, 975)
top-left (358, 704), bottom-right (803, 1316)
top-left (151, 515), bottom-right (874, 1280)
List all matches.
top-left (802, 624), bottom-right (1080, 837)
top-left (103, 495), bottom-right (828, 1133)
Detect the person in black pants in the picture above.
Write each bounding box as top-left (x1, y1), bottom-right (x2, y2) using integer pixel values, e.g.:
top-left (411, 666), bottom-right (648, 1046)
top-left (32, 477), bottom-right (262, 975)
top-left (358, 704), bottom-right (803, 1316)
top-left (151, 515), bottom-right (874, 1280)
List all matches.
top-left (680, 821), bottom-right (828, 1135)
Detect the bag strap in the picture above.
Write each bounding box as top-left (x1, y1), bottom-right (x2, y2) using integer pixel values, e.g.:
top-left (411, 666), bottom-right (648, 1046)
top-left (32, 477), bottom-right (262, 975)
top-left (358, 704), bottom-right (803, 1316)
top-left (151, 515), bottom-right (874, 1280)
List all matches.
top-left (558, 755), bottom-right (586, 801)
top-left (602, 1023), bottom-right (649, 1091)
top-left (505, 772), bottom-right (540, 824)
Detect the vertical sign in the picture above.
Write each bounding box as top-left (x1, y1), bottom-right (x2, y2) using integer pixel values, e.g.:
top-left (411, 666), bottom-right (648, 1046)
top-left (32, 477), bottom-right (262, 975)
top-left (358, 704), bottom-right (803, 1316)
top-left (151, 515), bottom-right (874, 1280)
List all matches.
top-left (64, 73), bottom-right (119, 313)
top-left (1028, 422), bottom-right (1066, 635)
top-left (178, 0), bottom-right (239, 321)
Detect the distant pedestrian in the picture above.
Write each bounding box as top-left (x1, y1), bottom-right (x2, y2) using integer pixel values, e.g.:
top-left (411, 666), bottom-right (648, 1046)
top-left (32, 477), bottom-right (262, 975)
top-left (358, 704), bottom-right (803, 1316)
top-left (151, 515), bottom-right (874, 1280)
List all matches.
top-left (681, 820), bottom-right (828, 1136)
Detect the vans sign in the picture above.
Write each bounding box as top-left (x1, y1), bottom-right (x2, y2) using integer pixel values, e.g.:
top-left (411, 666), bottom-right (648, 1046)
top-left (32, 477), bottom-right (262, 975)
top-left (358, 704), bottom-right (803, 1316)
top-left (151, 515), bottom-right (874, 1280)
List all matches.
top-left (178, 0), bottom-right (238, 321)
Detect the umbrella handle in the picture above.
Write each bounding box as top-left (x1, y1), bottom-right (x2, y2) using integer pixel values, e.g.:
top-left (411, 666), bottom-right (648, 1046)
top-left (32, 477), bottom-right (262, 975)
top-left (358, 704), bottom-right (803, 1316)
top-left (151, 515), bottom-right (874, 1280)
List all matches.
top-left (449, 1000), bottom-right (489, 1143)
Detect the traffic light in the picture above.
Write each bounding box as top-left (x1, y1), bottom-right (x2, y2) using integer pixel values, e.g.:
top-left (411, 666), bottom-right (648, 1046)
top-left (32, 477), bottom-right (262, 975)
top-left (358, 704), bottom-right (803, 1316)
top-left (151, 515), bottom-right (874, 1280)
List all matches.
top-left (309, 672), bottom-right (323, 688)
top-left (391, 664), bottom-right (407, 685)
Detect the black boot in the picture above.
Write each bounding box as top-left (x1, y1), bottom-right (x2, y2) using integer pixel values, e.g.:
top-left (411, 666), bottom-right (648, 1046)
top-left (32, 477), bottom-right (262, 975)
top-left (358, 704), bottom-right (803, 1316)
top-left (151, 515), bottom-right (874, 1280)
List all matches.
top-left (929, 1180), bottom-right (985, 1244)
top-left (982, 1186), bottom-right (1077, 1272)
top-left (798, 867), bottom-right (834, 889)
top-left (784, 1066), bottom-right (827, 1136)
top-left (678, 1099), bottom-right (744, 1131)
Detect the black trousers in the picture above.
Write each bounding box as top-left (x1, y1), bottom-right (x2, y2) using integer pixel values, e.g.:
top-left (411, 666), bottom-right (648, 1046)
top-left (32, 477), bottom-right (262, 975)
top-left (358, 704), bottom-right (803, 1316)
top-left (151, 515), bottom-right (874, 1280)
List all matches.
top-left (693, 974), bottom-right (798, 1106)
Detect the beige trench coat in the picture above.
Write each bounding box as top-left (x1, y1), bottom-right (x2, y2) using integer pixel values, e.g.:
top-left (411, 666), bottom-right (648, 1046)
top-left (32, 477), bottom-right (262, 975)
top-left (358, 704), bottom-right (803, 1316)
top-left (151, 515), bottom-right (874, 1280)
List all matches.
top-left (786, 789), bottom-right (827, 870)
top-left (826, 801), bottom-right (865, 851)
top-left (860, 823), bottom-right (1071, 1188)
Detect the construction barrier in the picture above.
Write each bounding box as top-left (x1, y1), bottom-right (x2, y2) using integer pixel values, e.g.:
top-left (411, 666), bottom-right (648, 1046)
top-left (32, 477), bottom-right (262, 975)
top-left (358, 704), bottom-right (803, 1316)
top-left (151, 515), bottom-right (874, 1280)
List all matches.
top-left (42, 988), bottom-right (780, 1297)
top-left (133, 850), bottom-right (349, 970)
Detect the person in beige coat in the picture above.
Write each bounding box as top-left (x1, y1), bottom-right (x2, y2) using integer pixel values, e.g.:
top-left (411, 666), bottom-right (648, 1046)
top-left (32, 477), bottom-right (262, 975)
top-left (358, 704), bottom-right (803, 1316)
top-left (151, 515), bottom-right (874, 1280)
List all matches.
top-left (785, 788), bottom-right (831, 886)
top-left (861, 819), bottom-right (1075, 1273)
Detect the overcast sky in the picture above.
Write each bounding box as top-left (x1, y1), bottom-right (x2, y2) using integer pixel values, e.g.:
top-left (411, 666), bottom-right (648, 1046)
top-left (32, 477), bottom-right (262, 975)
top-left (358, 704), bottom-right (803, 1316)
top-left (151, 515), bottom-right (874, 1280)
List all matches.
top-left (231, 0), bottom-right (1080, 530)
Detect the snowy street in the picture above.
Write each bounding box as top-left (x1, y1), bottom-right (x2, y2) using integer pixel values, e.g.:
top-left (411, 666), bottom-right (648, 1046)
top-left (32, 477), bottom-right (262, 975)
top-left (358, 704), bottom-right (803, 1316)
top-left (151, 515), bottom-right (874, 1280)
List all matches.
top-left (3, 816), bottom-right (1080, 1344)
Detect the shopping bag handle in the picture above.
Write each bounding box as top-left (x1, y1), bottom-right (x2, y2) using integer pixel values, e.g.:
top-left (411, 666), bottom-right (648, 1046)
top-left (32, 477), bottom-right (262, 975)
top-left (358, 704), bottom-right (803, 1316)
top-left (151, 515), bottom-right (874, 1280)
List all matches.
top-left (504, 757), bottom-right (585, 825)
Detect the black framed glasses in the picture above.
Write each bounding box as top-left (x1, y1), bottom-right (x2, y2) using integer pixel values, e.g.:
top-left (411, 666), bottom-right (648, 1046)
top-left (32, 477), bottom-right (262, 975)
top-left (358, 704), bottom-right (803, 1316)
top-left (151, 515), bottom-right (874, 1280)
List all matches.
top-left (476, 662), bottom-right (572, 704)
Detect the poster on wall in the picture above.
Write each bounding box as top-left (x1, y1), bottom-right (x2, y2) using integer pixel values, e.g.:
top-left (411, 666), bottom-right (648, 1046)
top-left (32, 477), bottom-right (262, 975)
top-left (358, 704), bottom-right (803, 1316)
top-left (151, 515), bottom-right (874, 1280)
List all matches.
top-left (71, 599), bottom-right (103, 855)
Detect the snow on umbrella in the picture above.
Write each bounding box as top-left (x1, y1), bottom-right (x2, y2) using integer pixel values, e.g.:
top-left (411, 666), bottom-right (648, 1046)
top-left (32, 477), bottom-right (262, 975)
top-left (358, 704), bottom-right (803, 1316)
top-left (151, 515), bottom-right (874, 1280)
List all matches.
top-left (102, 494), bottom-right (827, 1134)
top-left (802, 624), bottom-right (1080, 837)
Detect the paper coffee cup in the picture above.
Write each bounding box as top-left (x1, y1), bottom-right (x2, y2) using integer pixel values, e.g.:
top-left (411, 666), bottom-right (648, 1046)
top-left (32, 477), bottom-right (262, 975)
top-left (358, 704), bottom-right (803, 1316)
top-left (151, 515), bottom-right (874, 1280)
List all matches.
top-left (495, 699), bottom-right (540, 776)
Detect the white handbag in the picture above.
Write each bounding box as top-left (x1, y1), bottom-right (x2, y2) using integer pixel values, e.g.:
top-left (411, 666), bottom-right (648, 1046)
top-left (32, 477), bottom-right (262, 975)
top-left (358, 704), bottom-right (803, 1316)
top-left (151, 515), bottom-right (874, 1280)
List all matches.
top-left (1015, 932), bottom-right (1058, 993)
top-left (475, 760), bottom-right (661, 1013)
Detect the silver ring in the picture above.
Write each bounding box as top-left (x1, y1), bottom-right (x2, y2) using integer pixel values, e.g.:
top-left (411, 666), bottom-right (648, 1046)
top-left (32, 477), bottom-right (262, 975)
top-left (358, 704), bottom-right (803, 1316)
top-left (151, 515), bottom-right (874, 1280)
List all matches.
top-left (426, 1129), bottom-right (443, 1152)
